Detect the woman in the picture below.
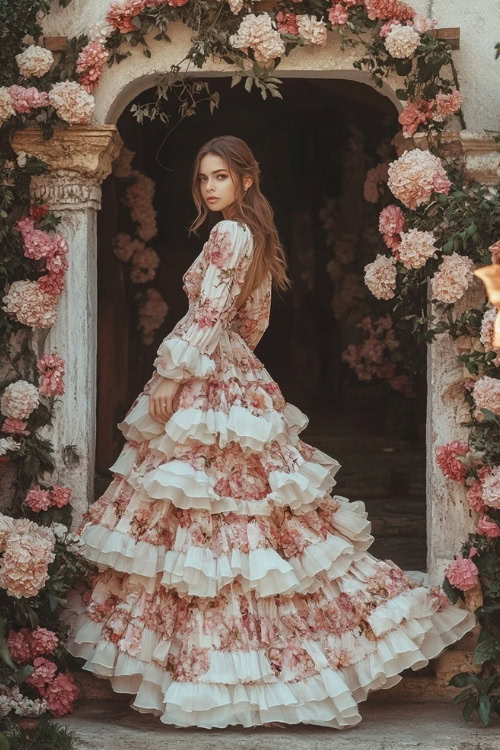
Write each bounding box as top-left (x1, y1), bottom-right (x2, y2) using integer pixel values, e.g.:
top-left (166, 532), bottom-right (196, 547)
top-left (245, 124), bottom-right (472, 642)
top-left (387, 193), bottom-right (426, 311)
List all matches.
top-left (67, 135), bottom-right (475, 729)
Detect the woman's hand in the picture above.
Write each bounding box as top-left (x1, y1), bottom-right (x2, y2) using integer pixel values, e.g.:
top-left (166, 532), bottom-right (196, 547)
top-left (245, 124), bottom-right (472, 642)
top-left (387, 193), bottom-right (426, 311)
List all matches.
top-left (149, 378), bottom-right (182, 424)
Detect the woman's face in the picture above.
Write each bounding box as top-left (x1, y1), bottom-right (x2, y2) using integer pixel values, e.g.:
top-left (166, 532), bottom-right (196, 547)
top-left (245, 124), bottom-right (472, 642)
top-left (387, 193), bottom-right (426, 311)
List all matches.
top-left (198, 153), bottom-right (241, 215)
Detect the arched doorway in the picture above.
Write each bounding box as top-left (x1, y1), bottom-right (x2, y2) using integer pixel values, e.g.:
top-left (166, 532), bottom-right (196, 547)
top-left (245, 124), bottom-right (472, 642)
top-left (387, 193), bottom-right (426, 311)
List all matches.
top-left (95, 76), bottom-right (427, 571)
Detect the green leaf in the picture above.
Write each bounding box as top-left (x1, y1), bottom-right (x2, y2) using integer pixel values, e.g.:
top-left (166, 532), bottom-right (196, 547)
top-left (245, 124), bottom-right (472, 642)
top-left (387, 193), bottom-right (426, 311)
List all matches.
top-left (478, 694), bottom-right (492, 726)
top-left (462, 695), bottom-right (477, 722)
top-left (448, 672), bottom-right (475, 688)
top-left (442, 576), bottom-right (459, 604)
top-left (473, 634), bottom-right (500, 665)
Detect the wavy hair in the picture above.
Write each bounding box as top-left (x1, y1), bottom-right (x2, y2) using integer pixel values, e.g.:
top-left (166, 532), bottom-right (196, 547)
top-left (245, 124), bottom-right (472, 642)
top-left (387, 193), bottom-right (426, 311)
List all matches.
top-left (189, 135), bottom-right (290, 307)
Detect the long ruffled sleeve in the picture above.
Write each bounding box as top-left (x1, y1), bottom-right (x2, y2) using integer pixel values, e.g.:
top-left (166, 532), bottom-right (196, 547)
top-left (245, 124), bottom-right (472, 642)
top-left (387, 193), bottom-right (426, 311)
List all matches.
top-left (153, 220), bottom-right (253, 382)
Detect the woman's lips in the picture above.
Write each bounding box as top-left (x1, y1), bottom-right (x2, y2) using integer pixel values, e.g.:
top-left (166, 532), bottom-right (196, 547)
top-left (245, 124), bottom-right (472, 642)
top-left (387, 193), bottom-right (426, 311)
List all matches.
top-left (207, 197), bottom-right (218, 203)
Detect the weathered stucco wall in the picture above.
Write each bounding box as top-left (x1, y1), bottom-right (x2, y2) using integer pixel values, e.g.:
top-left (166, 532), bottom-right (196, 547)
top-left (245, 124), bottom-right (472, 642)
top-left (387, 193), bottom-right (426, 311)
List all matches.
top-left (43, 0), bottom-right (499, 130)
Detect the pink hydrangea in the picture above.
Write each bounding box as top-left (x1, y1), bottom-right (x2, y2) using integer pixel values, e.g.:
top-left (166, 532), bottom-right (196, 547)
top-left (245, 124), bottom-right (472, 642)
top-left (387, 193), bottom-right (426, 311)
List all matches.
top-left (15, 45), bottom-right (54, 77)
top-left (276, 11), bottom-right (299, 35)
top-left (364, 0), bottom-right (414, 21)
top-left (476, 515), bottom-right (500, 538)
top-left (387, 149), bottom-right (451, 209)
top-left (48, 81), bottom-right (95, 125)
top-left (434, 90), bottom-right (463, 119)
top-left (0, 380), bottom-right (39, 420)
top-left (398, 228), bottom-right (438, 269)
top-left (2, 280), bottom-right (58, 328)
top-left (379, 20), bottom-right (399, 38)
top-left (297, 15), bottom-right (328, 46)
top-left (481, 466), bottom-right (500, 509)
top-left (76, 42), bottom-right (109, 92)
top-left (45, 233), bottom-right (69, 275)
top-left (398, 98), bottom-right (434, 137)
top-left (479, 307), bottom-right (500, 366)
top-left (445, 549), bottom-right (479, 592)
top-left (328, 4), bottom-right (349, 26)
top-left (435, 441), bottom-right (468, 483)
top-left (379, 205), bottom-right (405, 238)
top-left (50, 485), bottom-right (72, 509)
top-left (411, 13), bottom-right (436, 33)
top-left (30, 628), bottom-right (58, 656)
top-left (0, 517), bottom-right (55, 598)
top-left (37, 272), bottom-right (65, 298)
top-left (432, 253), bottom-right (474, 304)
top-left (16, 219), bottom-right (56, 261)
top-left (489, 240), bottom-right (500, 264)
top-left (37, 354), bottom-right (65, 397)
top-left (106, 0), bottom-right (148, 32)
top-left (364, 254), bottom-right (397, 299)
top-left (8, 86), bottom-right (49, 114)
top-left (2, 418), bottom-right (30, 435)
top-left (230, 14), bottom-right (286, 64)
top-left (472, 375), bottom-right (500, 417)
top-left (467, 480), bottom-right (486, 513)
top-left (26, 657), bottom-right (58, 690)
top-left (26, 486), bottom-right (52, 513)
top-left (41, 673), bottom-right (79, 717)
top-left (7, 629), bottom-right (32, 664)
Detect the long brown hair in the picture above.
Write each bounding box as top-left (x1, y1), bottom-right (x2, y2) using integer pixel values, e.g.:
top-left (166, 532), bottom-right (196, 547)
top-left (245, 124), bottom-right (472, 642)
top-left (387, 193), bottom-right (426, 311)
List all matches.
top-left (189, 135), bottom-right (290, 306)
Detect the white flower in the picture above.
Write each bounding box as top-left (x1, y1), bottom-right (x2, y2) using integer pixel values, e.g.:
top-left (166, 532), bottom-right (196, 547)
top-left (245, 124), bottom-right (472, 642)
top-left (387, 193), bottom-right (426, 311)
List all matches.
top-left (16, 151), bottom-right (27, 168)
top-left (48, 80), bottom-right (95, 125)
top-left (398, 229), bottom-right (438, 269)
top-left (0, 87), bottom-right (15, 125)
top-left (228, 0), bottom-right (244, 13)
top-left (16, 45), bottom-right (54, 77)
top-left (0, 437), bottom-right (19, 456)
top-left (432, 252), bottom-right (475, 304)
top-left (50, 522), bottom-right (69, 540)
top-left (1, 380), bottom-right (40, 420)
top-left (87, 21), bottom-right (115, 44)
top-left (230, 14), bottom-right (286, 64)
top-left (384, 24), bottom-right (421, 58)
top-left (364, 254), bottom-right (397, 300)
top-left (296, 15), bottom-right (328, 46)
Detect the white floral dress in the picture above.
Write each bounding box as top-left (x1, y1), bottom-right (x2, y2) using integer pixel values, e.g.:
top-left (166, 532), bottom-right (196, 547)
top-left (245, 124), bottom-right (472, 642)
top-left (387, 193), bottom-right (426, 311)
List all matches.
top-left (67, 219), bottom-right (475, 729)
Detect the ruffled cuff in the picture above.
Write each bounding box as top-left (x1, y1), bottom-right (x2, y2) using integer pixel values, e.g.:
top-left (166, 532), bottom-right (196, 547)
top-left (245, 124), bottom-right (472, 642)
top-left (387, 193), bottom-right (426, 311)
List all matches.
top-left (153, 337), bottom-right (216, 382)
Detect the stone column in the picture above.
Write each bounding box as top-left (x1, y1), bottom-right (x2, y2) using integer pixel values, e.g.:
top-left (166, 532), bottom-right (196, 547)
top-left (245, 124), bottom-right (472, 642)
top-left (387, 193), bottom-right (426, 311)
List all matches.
top-left (393, 129), bottom-right (500, 586)
top-left (12, 126), bottom-right (123, 528)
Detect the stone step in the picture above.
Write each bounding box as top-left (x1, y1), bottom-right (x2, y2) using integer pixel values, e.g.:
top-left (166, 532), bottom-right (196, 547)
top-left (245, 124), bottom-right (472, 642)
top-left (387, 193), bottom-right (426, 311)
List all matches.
top-left (57, 692), bottom-right (500, 749)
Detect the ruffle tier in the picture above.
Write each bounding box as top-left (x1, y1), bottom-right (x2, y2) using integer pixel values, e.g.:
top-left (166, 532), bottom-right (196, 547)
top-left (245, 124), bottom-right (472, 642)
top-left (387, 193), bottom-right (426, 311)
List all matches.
top-left (66, 574), bottom-right (476, 729)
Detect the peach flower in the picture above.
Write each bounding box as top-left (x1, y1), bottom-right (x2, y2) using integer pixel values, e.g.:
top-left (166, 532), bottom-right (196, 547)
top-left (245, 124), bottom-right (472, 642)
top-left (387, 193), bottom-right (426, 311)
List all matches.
top-left (431, 253), bottom-right (474, 304)
top-left (15, 45), bottom-right (54, 77)
top-left (481, 466), bottom-right (500, 509)
top-left (472, 375), bottom-right (500, 417)
top-left (364, 254), bottom-right (397, 300)
top-left (398, 228), bottom-right (438, 269)
top-left (387, 149), bottom-right (451, 209)
top-left (1, 380), bottom-right (39, 420)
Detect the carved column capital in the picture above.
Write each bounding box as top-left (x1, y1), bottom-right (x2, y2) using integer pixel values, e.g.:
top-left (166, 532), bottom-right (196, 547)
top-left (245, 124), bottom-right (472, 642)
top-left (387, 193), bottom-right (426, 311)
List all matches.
top-left (393, 129), bottom-right (500, 185)
top-left (30, 170), bottom-right (102, 210)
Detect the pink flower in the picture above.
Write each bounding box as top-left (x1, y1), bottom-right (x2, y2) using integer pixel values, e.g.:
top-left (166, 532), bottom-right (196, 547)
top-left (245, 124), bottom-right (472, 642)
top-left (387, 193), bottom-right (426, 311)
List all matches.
top-left (434, 90), bottom-right (463, 118)
top-left (41, 672), bottom-right (79, 717)
top-left (489, 240), bottom-right (500, 264)
top-left (37, 354), bottom-right (65, 396)
top-left (328, 4), bottom-right (349, 26)
top-left (30, 628), bottom-right (59, 656)
top-left (50, 485), bottom-right (72, 509)
top-left (364, 0), bottom-right (414, 21)
top-left (7, 629), bottom-right (32, 664)
top-left (398, 98), bottom-right (434, 137)
top-left (8, 85), bottom-right (49, 113)
top-left (398, 228), bottom-right (438, 269)
top-left (364, 254), bottom-right (397, 300)
top-left (2, 280), bottom-right (58, 328)
top-left (37, 272), bottom-right (65, 297)
top-left (76, 42), bottom-right (109, 92)
top-left (467, 480), bottom-right (486, 513)
top-left (432, 253), bottom-right (474, 304)
top-left (296, 15), bottom-right (328, 46)
top-left (379, 204), bottom-right (405, 237)
top-left (363, 161), bottom-right (389, 203)
top-left (379, 20), bottom-right (400, 38)
top-left (481, 466), bottom-right (500, 509)
top-left (276, 11), bottom-right (299, 35)
top-left (0, 518), bottom-right (55, 598)
top-left (26, 657), bottom-right (58, 689)
top-left (26, 486), bottom-right (52, 513)
top-left (2, 418), bottom-right (30, 435)
top-left (106, 0), bottom-right (148, 33)
top-left (387, 149), bottom-right (451, 209)
top-left (48, 81), bottom-right (95, 125)
top-left (30, 204), bottom-right (49, 222)
top-left (167, 0), bottom-right (189, 6)
top-left (445, 550), bottom-right (479, 591)
top-left (472, 376), bottom-right (500, 417)
top-left (476, 515), bottom-right (500, 538)
top-left (435, 441), bottom-right (468, 483)
top-left (1, 380), bottom-right (39, 420)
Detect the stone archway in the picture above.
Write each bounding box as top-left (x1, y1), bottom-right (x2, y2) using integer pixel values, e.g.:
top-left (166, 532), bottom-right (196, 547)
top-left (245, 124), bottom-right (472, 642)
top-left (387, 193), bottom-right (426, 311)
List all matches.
top-left (11, 49), bottom-right (500, 596)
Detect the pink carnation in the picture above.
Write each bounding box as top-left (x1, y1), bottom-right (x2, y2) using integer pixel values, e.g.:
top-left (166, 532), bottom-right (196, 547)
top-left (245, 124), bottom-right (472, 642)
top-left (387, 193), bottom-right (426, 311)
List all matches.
top-left (398, 98), bottom-right (434, 137)
top-left (2, 418), bottom-right (30, 435)
top-left (26, 657), bottom-right (58, 690)
top-left (50, 485), bottom-right (72, 509)
top-left (106, 0), bottom-right (147, 33)
top-left (276, 11), bottom-right (299, 35)
top-left (445, 550), bottom-right (479, 592)
top-left (435, 441), bottom-right (468, 483)
top-left (434, 90), bottom-right (463, 118)
top-left (364, 0), bottom-right (414, 21)
top-left (26, 486), bottom-right (52, 513)
top-left (30, 628), bottom-right (59, 656)
top-left (41, 672), bottom-right (80, 717)
top-left (7, 629), bottom-right (32, 664)
top-left (476, 515), bottom-right (500, 538)
top-left (37, 354), bottom-right (65, 396)
top-left (8, 85), bottom-right (48, 114)
top-left (328, 4), bottom-right (349, 26)
top-left (467, 480), bottom-right (486, 513)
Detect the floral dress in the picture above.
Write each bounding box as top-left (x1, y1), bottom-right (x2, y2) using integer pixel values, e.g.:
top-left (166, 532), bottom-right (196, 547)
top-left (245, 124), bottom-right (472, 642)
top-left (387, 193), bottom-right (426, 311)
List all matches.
top-left (67, 219), bottom-right (475, 729)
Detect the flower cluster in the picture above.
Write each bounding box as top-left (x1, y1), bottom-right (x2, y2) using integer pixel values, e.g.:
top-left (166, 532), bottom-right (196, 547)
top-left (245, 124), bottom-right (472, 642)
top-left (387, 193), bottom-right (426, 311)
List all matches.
top-left (16, 45), bottom-right (54, 77)
top-left (431, 252), bottom-right (474, 304)
top-left (130, 244), bottom-right (161, 283)
top-left (8, 628), bottom-right (58, 664)
top-left (126, 171), bottom-right (158, 241)
top-left (384, 24), bottom-right (421, 58)
top-left (0, 686), bottom-right (47, 719)
top-left (445, 548), bottom-right (479, 592)
top-left (398, 91), bottom-right (462, 137)
top-left (0, 515), bottom-right (55, 598)
top-left (48, 80), bottom-right (95, 125)
top-left (26, 484), bottom-right (72, 513)
top-left (398, 228), bottom-right (438, 269)
top-left (37, 353), bottom-right (65, 396)
top-left (435, 441), bottom-right (468, 484)
top-left (137, 288), bottom-right (169, 345)
top-left (387, 149), bottom-right (451, 209)
top-left (230, 14), bottom-right (286, 64)
top-left (378, 204), bottom-right (405, 252)
top-left (364, 254), bottom-right (397, 300)
top-left (363, 161), bottom-right (389, 203)
top-left (296, 15), bottom-right (328, 46)
top-left (0, 380), bottom-right (39, 420)
top-left (364, 0), bottom-right (415, 21)
top-left (76, 41), bottom-right (110, 92)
